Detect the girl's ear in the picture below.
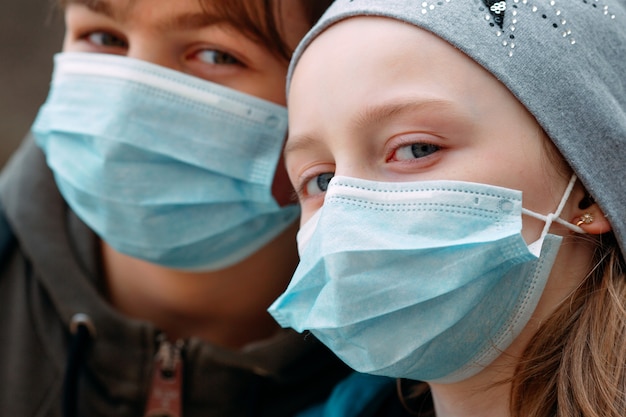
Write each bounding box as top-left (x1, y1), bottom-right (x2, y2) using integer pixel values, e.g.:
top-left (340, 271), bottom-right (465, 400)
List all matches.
top-left (570, 201), bottom-right (612, 235)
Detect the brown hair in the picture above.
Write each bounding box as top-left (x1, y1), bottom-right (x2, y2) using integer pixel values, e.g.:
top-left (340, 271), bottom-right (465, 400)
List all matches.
top-left (392, 140), bottom-right (626, 417)
top-left (56, 0), bottom-right (333, 61)
top-left (199, 0), bottom-right (333, 61)
top-left (505, 133), bottom-right (626, 416)
top-left (510, 232), bottom-right (626, 417)
top-left (203, 0), bottom-right (332, 62)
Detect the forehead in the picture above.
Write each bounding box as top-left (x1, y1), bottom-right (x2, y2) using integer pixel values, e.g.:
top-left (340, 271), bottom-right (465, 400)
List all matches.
top-left (289, 17), bottom-right (496, 113)
top-left (61, 0), bottom-right (251, 26)
top-left (286, 17), bottom-right (535, 148)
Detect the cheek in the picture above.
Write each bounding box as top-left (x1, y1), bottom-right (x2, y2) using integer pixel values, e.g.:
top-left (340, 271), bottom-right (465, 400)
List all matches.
top-left (256, 76), bottom-right (288, 106)
top-left (518, 167), bottom-right (572, 243)
top-left (271, 152), bottom-right (295, 206)
top-left (238, 61), bottom-right (288, 106)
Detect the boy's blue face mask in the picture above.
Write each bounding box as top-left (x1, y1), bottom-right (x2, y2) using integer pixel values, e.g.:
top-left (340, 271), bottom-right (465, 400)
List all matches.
top-left (269, 175), bottom-right (582, 383)
top-left (32, 52), bottom-right (299, 271)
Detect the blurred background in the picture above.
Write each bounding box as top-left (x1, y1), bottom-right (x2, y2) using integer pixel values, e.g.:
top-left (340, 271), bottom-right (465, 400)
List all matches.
top-left (0, 0), bottom-right (64, 166)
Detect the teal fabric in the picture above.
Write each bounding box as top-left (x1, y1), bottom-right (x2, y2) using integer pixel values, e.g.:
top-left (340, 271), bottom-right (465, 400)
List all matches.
top-left (297, 373), bottom-right (395, 417)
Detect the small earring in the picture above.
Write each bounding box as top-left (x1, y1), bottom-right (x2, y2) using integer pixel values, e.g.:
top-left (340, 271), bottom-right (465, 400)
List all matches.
top-left (576, 213), bottom-right (594, 227)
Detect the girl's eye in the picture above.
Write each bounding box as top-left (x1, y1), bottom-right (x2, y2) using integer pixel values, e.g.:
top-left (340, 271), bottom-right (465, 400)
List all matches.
top-left (196, 49), bottom-right (241, 65)
top-left (303, 172), bottom-right (335, 197)
top-left (86, 31), bottom-right (127, 49)
top-left (392, 143), bottom-right (441, 161)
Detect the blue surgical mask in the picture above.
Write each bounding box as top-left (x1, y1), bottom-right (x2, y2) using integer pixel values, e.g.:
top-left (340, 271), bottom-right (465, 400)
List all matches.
top-left (269, 175), bottom-right (583, 382)
top-left (32, 52), bottom-right (299, 271)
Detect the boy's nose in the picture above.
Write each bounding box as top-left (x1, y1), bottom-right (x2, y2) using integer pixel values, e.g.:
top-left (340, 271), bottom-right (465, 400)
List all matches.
top-left (126, 40), bottom-right (182, 72)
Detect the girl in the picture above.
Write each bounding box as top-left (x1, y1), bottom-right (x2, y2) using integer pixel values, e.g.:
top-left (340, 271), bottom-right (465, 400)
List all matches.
top-left (270, 1), bottom-right (626, 416)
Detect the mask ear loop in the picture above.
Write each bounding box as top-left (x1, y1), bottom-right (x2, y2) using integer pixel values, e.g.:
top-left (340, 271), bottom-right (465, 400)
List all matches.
top-left (521, 174), bottom-right (586, 240)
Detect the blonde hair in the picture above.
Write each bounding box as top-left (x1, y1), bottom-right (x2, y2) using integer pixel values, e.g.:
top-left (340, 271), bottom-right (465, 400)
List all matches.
top-left (511, 233), bottom-right (626, 417)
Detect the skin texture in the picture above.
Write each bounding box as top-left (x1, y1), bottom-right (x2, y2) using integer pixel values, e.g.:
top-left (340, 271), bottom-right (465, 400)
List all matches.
top-left (286, 17), bottom-right (611, 417)
top-left (61, 0), bottom-right (312, 348)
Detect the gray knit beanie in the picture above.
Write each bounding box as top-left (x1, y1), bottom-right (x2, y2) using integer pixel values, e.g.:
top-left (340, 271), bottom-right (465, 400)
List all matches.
top-left (287, 0), bottom-right (626, 258)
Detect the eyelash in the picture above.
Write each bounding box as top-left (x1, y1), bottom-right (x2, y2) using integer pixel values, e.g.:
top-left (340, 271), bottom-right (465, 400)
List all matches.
top-left (194, 49), bottom-right (242, 66)
top-left (89, 31), bottom-right (127, 47)
top-left (299, 143), bottom-right (439, 188)
top-left (78, 30), bottom-right (128, 52)
top-left (387, 141), bottom-right (441, 162)
top-left (295, 171), bottom-right (335, 202)
top-left (292, 135), bottom-right (443, 204)
top-left (76, 29), bottom-right (243, 67)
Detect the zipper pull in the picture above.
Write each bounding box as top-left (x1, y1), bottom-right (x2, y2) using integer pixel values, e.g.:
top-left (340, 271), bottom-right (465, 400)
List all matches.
top-left (144, 335), bottom-right (184, 417)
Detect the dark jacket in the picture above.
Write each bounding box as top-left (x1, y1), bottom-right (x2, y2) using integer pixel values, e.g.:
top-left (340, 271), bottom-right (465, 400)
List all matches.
top-left (0, 136), bottom-right (351, 417)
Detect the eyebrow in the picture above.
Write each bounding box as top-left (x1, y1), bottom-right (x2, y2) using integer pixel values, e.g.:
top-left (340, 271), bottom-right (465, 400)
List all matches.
top-left (285, 98), bottom-right (470, 158)
top-left (65, 0), bottom-right (230, 31)
top-left (284, 132), bottom-right (321, 160)
top-left (64, 0), bottom-right (116, 18)
top-left (353, 98), bottom-right (467, 130)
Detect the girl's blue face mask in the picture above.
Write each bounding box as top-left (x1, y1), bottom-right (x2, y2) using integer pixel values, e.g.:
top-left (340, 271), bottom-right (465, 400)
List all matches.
top-left (32, 52), bottom-right (299, 271)
top-left (269, 175), bottom-right (582, 383)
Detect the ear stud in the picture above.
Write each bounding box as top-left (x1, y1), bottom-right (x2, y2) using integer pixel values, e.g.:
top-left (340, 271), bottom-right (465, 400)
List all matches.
top-left (575, 213), bottom-right (594, 227)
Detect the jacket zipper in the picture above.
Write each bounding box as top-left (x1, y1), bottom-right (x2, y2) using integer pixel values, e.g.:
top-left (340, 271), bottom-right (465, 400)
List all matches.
top-left (144, 335), bottom-right (185, 417)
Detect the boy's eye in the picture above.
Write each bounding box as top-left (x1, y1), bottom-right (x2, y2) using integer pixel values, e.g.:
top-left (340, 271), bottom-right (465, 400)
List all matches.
top-left (196, 50), bottom-right (241, 65)
top-left (86, 31), bottom-right (128, 49)
top-left (304, 172), bottom-right (335, 197)
top-left (392, 143), bottom-right (441, 161)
